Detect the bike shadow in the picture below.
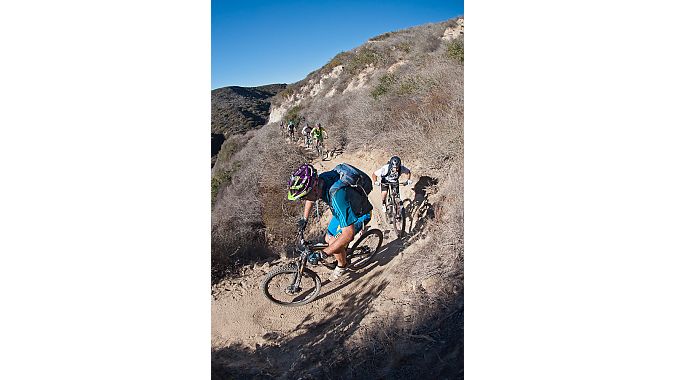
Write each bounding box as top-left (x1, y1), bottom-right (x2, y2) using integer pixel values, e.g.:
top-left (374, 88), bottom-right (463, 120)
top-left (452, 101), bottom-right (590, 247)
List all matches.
top-left (312, 238), bottom-right (404, 303)
top-left (402, 175), bottom-right (438, 237)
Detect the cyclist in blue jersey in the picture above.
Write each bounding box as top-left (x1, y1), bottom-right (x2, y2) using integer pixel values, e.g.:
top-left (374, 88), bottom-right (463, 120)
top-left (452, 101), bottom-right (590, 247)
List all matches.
top-left (288, 163), bottom-right (372, 281)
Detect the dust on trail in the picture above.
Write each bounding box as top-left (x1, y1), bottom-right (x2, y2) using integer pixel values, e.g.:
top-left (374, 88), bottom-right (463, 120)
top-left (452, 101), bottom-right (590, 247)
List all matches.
top-left (211, 144), bottom-right (414, 351)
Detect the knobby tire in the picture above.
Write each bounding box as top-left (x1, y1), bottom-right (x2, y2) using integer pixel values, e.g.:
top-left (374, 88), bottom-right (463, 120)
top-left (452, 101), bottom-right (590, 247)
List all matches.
top-left (261, 264), bottom-right (322, 307)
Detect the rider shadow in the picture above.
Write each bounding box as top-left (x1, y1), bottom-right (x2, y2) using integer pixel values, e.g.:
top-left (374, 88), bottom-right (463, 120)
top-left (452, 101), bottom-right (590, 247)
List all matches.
top-left (412, 176), bottom-right (438, 202)
top-left (327, 147), bottom-right (343, 160)
top-left (312, 238), bottom-right (404, 303)
top-left (402, 175), bottom-right (438, 237)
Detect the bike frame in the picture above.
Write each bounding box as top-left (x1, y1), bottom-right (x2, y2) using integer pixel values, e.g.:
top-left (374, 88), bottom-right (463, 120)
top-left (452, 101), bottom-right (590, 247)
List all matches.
top-left (384, 182), bottom-right (406, 217)
top-left (287, 230), bottom-right (328, 293)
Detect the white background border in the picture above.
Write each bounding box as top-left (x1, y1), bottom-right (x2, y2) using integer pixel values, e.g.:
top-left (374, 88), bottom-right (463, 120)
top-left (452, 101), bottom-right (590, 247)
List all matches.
top-left (1, 0), bottom-right (675, 378)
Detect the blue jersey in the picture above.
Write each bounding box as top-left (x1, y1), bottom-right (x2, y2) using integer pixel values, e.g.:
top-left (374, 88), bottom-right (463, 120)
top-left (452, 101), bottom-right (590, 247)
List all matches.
top-left (319, 171), bottom-right (371, 229)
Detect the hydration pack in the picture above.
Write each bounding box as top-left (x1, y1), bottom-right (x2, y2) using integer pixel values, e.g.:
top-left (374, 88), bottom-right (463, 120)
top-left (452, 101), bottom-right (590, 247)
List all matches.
top-left (330, 163), bottom-right (373, 196)
top-left (328, 163), bottom-right (373, 217)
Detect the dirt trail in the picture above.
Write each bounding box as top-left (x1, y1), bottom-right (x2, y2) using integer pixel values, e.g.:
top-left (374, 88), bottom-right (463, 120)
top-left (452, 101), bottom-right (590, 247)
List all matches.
top-left (211, 145), bottom-right (415, 351)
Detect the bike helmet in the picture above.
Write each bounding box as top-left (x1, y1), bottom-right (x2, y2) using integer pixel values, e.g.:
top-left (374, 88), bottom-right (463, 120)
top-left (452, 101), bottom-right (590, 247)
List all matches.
top-left (388, 156), bottom-right (402, 174)
top-left (287, 163), bottom-right (318, 200)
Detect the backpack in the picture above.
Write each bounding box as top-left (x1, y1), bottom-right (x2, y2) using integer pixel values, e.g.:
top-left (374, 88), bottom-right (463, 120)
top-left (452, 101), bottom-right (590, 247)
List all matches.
top-left (330, 163), bottom-right (373, 196)
top-left (328, 163), bottom-right (373, 217)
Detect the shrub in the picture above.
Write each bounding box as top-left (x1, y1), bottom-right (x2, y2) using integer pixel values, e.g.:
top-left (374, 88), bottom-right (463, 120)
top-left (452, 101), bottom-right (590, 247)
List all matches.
top-left (276, 82), bottom-right (300, 100)
top-left (396, 76), bottom-right (419, 96)
top-left (346, 48), bottom-right (380, 74)
top-left (395, 42), bottom-right (412, 53)
top-left (211, 161), bottom-right (242, 206)
top-left (325, 51), bottom-right (351, 71)
top-left (284, 104), bottom-right (303, 124)
top-left (218, 138), bottom-right (239, 162)
top-left (369, 31), bottom-right (393, 41)
top-left (211, 170), bottom-right (231, 206)
top-left (371, 73), bottom-right (396, 99)
top-left (446, 40), bottom-right (464, 63)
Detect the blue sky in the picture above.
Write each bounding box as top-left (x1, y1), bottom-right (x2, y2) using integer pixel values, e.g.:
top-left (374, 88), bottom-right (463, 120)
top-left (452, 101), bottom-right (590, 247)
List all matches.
top-left (212, 0), bottom-right (464, 89)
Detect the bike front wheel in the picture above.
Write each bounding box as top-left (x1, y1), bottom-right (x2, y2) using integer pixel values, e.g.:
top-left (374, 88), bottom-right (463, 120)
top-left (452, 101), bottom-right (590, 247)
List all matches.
top-left (347, 229), bottom-right (383, 269)
top-left (261, 264), bottom-right (322, 306)
top-left (393, 205), bottom-right (406, 238)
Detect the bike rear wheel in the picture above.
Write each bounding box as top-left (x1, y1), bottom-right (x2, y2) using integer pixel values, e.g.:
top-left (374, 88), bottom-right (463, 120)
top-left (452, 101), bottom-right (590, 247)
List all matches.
top-left (261, 264), bottom-right (322, 306)
top-left (347, 229), bottom-right (383, 269)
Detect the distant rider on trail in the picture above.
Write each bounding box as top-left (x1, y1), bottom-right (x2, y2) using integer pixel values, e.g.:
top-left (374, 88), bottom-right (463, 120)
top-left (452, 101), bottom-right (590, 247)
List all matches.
top-left (310, 123), bottom-right (327, 150)
top-left (301, 122), bottom-right (312, 147)
top-left (288, 163), bottom-right (373, 281)
top-left (287, 120), bottom-right (296, 141)
top-left (372, 156), bottom-right (412, 214)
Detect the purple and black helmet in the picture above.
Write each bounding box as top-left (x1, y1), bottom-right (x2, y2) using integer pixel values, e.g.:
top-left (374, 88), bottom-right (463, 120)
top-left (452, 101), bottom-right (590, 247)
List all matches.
top-left (287, 163), bottom-right (318, 200)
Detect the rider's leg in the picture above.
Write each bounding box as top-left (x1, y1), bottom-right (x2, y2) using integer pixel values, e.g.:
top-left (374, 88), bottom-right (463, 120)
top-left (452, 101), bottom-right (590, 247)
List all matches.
top-left (333, 244), bottom-right (348, 267)
top-left (325, 218), bottom-right (348, 267)
top-left (323, 238), bottom-right (348, 267)
top-left (380, 182), bottom-right (388, 205)
top-left (333, 216), bottom-right (368, 269)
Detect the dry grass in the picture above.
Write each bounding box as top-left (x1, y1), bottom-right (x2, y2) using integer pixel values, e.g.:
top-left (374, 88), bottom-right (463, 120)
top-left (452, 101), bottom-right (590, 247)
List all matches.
top-left (211, 125), bottom-right (308, 283)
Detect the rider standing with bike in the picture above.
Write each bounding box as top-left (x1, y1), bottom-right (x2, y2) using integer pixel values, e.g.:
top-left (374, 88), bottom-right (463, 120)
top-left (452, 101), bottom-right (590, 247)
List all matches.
top-left (288, 163), bottom-right (373, 281)
top-left (372, 156), bottom-right (412, 214)
top-left (301, 122), bottom-right (312, 148)
top-left (287, 120), bottom-right (296, 142)
top-left (310, 123), bottom-right (327, 155)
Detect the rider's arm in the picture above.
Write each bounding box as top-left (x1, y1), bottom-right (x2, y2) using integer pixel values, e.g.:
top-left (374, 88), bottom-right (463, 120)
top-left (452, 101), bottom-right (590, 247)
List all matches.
top-left (372, 170), bottom-right (381, 184)
top-left (373, 166), bottom-right (384, 184)
top-left (401, 165), bottom-right (412, 183)
top-left (302, 200), bottom-right (314, 220)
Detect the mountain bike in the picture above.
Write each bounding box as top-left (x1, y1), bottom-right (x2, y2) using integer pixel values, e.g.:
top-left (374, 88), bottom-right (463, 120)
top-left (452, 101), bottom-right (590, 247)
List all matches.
top-left (383, 182), bottom-right (408, 238)
top-left (261, 227), bottom-right (383, 306)
top-left (315, 139), bottom-right (327, 160)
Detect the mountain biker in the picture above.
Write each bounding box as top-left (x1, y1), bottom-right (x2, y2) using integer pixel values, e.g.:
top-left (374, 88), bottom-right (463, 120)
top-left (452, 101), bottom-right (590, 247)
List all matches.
top-left (310, 123), bottom-right (327, 150)
top-left (371, 156), bottom-right (412, 214)
top-left (287, 120), bottom-right (296, 141)
top-left (301, 123), bottom-right (312, 146)
top-left (288, 163), bottom-right (372, 281)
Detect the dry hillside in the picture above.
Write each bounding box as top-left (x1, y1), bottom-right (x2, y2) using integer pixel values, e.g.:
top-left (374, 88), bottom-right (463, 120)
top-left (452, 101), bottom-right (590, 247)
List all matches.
top-left (211, 16), bottom-right (463, 379)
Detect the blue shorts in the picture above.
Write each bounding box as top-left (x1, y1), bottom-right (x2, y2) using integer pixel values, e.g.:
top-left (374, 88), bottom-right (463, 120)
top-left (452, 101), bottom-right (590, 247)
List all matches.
top-left (327, 211), bottom-right (371, 238)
